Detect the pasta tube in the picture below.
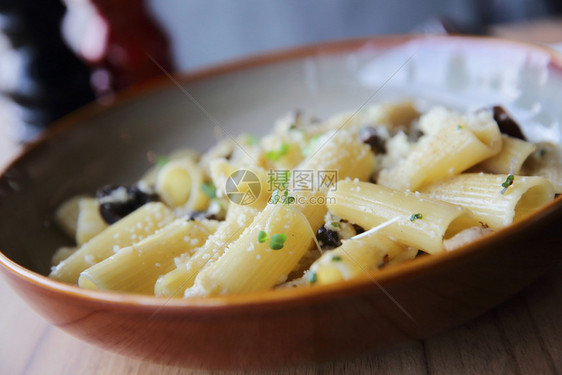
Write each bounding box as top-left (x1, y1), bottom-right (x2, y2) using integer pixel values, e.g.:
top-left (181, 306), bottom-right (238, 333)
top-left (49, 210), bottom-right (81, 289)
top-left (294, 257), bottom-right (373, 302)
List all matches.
top-left (155, 156), bottom-right (209, 212)
top-left (378, 108), bottom-right (502, 190)
top-left (364, 101), bottom-right (420, 130)
top-left (186, 203), bottom-right (316, 297)
top-left (309, 233), bottom-right (417, 285)
top-left (54, 195), bottom-right (87, 239)
top-left (522, 142), bottom-right (562, 194)
top-left (78, 219), bottom-right (218, 294)
top-left (51, 246), bottom-right (77, 267)
top-left (139, 149), bottom-right (200, 188)
top-left (296, 129), bottom-right (376, 187)
top-left (261, 132), bottom-right (307, 169)
top-left (419, 173), bottom-right (555, 229)
top-left (327, 180), bottom-right (479, 254)
top-left (315, 101), bottom-right (419, 135)
top-left (474, 135), bottom-right (536, 174)
top-left (75, 198), bottom-right (108, 245)
top-left (49, 202), bottom-right (175, 284)
top-left (154, 205), bottom-right (260, 296)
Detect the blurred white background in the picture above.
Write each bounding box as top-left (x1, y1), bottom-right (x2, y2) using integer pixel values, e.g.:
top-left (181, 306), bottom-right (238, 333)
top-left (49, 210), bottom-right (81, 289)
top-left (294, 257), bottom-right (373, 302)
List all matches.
top-left (147, 0), bottom-right (479, 70)
top-left (145, 0), bottom-right (556, 70)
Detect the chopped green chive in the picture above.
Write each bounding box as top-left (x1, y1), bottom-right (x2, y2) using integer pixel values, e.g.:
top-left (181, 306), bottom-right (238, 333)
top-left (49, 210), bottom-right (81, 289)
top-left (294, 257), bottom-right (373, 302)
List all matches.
top-left (501, 174), bottom-right (514, 194)
top-left (246, 134), bottom-right (259, 146)
top-left (279, 143), bottom-right (290, 154)
top-left (257, 230), bottom-right (287, 250)
top-left (156, 155), bottom-right (169, 168)
top-left (265, 142), bottom-right (290, 161)
top-left (309, 271), bottom-right (317, 284)
top-left (331, 255), bottom-right (342, 262)
top-left (257, 230), bottom-right (268, 243)
top-left (330, 222), bottom-right (341, 228)
top-left (269, 233), bottom-right (287, 250)
top-left (201, 181), bottom-right (217, 199)
top-left (265, 151), bottom-right (277, 161)
top-left (410, 213), bottom-right (423, 222)
top-left (539, 149), bottom-right (547, 157)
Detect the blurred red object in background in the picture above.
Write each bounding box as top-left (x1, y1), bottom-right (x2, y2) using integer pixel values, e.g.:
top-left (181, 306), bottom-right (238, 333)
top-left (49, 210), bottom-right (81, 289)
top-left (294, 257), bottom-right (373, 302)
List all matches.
top-left (0, 0), bottom-right (174, 140)
top-left (65, 0), bottom-right (174, 97)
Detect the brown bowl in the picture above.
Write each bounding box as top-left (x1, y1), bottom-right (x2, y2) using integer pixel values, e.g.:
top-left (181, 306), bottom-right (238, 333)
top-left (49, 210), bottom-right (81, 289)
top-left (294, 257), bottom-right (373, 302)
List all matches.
top-left (1, 35), bottom-right (562, 370)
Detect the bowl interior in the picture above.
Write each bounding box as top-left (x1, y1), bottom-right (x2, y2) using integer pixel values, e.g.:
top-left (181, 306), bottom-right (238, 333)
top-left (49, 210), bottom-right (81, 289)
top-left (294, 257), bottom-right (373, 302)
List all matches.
top-left (1, 35), bottom-right (561, 279)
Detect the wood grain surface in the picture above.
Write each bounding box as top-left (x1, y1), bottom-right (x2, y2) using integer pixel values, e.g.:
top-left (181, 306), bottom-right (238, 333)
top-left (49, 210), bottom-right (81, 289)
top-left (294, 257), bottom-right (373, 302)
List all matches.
top-left (1, 20), bottom-right (561, 375)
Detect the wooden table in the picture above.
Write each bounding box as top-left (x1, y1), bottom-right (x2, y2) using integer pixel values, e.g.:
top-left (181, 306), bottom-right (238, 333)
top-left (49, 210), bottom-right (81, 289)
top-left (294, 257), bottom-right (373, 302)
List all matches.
top-left (1, 20), bottom-right (562, 375)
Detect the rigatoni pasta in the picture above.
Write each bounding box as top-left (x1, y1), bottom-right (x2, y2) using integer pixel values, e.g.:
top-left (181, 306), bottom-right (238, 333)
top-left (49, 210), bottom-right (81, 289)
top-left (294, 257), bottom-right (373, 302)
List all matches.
top-left (78, 218), bottom-right (219, 294)
top-left (50, 202), bottom-right (175, 284)
top-left (419, 173), bottom-right (555, 229)
top-left (48, 101), bottom-right (559, 297)
top-left (378, 107), bottom-right (502, 191)
top-left (308, 232), bottom-right (416, 285)
top-left (76, 198), bottom-right (108, 245)
top-left (474, 135), bottom-right (536, 175)
top-left (327, 180), bottom-right (480, 254)
top-left (155, 205), bottom-right (261, 297)
top-left (186, 203), bottom-right (315, 297)
top-left (522, 142), bottom-right (562, 194)
top-left (155, 155), bottom-right (209, 212)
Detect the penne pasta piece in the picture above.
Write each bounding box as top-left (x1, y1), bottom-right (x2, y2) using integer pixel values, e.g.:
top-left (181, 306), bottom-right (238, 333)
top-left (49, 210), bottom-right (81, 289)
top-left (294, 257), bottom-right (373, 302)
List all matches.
top-left (154, 205), bottom-right (260, 297)
top-left (51, 246), bottom-right (77, 267)
top-left (474, 135), bottom-right (536, 174)
top-left (419, 173), bottom-right (555, 229)
top-left (443, 226), bottom-right (494, 252)
top-left (521, 142), bottom-right (562, 194)
top-left (54, 194), bottom-right (88, 239)
top-left (75, 198), bottom-right (108, 245)
top-left (199, 138), bottom-right (236, 173)
top-left (139, 149), bottom-right (200, 188)
top-left (49, 202), bottom-right (175, 284)
top-left (309, 232), bottom-right (416, 285)
top-left (229, 134), bottom-right (266, 168)
top-left (378, 107), bottom-right (502, 191)
top-left (186, 203), bottom-right (317, 297)
top-left (296, 129), bottom-right (376, 187)
top-left (154, 262), bottom-right (193, 297)
top-left (312, 100), bottom-right (418, 135)
top-left (261, 131), bottom-right (308, 169)
top-left (314, 110), bottom-right (362, 134)
top-left (78, 219), bottom-right (218, 294)
top-left (155, 156), bottom-right (209, 212)
top-left (199, 136), bottom-right (265, 172)
top-left (363, 101), bottom-right (420, 130)
top-left (327, 180), bottom-right (479, 254)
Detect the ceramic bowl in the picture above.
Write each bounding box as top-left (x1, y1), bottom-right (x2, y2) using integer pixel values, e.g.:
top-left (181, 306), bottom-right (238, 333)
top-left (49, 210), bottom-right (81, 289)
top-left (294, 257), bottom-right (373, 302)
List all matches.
top-left (1, 35), bottom-right (561, 370)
